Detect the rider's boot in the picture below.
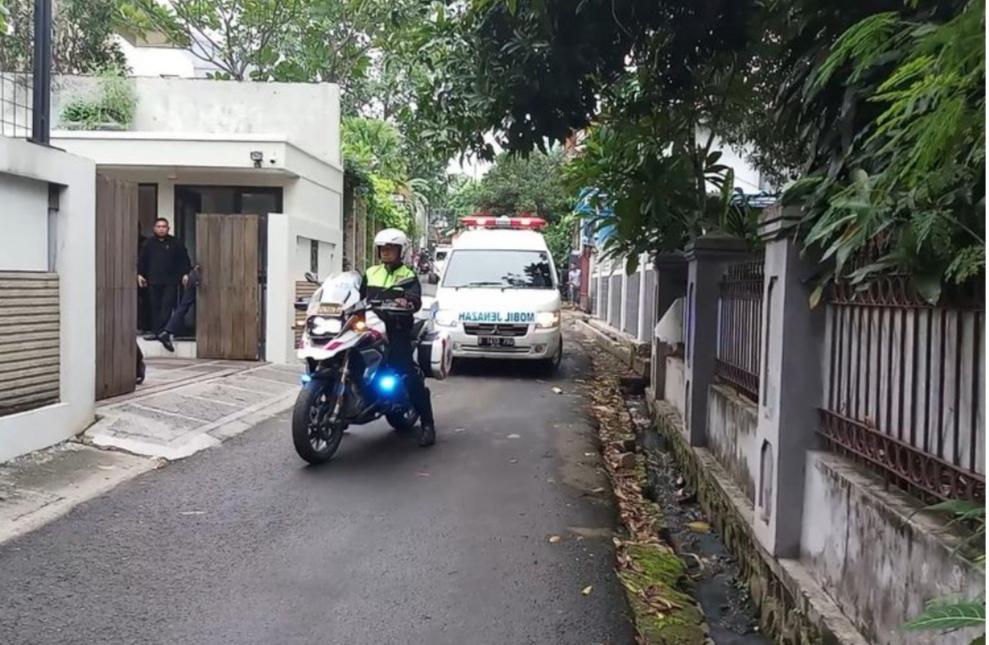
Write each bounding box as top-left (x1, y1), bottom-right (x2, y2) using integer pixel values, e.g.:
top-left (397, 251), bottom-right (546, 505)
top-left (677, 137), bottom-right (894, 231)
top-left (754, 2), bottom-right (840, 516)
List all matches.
top-left (417, 389), bottom-right (435, 447)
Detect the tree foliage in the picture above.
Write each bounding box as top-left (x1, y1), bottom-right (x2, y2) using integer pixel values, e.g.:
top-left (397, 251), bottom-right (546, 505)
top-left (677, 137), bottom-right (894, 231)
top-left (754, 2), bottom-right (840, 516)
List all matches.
top-left (0, 0), bottom-right (125, 73)
top-left (120, 0), bottom-right (304, 81)
top-left (343, 116), bottom-right (423, 235)
top-left (780, 0), bottom-right (985, 302)
top-left (409, 0), bottom-right (984, 293)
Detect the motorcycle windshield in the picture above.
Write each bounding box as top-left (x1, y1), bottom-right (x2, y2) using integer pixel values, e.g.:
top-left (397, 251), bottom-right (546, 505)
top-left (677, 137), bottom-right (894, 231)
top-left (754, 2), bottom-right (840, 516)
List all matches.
top-left (320, 271), bottom-right (363, 308)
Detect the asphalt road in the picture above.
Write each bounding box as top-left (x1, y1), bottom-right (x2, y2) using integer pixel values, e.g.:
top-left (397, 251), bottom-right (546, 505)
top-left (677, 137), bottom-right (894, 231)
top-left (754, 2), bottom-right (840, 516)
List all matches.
top-left (0, 323), bottom-right (635, 645)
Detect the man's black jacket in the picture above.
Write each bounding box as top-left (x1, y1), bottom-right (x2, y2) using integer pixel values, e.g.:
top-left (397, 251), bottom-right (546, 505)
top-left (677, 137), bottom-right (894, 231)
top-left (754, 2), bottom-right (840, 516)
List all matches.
top-left (139, 235), bottom-right (191, 285)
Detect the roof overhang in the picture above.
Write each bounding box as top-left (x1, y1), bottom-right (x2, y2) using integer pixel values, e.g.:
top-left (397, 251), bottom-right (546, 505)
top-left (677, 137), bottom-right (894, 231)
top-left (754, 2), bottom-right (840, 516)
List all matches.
top-left (50, 131), bottom-right (342, 191)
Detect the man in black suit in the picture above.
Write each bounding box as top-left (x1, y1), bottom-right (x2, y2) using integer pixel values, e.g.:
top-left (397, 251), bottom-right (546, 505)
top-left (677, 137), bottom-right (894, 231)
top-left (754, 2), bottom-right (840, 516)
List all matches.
top-left (138, 218), bottom-right (191, 340)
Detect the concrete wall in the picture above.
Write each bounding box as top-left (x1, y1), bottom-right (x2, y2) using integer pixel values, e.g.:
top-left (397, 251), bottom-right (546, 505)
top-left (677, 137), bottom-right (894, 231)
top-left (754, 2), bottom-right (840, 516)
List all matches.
top-left (0, 138), bottom-right (96, 462)
top-left (801, 451), bottom-right (985, 645)
top-left (0, 173), bottom-right (49, 271)
top-left (292, 236), bottom-right (337, 278)
top-left (266, 212), bottom-right (342, 365)
top-left (53, 76), bottom-right (341, 168)
top-left (706, 384), bottom-right (759, 503)
top-left (591, 253), bottom-right (657, 343)
top-left (664, 357), bottom-right (685, 420)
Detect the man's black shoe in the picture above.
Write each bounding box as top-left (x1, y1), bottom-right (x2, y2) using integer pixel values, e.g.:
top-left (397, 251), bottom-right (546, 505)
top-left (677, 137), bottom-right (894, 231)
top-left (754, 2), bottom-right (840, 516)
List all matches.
top-left (157, 332), bottom-right (175, 353)
top-left (418, 421), bottom-right (436, 447)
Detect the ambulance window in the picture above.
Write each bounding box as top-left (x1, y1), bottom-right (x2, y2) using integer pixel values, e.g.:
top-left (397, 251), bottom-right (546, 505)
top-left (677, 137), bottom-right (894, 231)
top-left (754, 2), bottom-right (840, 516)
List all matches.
top-left (442, 250), bottom-right (555, 289)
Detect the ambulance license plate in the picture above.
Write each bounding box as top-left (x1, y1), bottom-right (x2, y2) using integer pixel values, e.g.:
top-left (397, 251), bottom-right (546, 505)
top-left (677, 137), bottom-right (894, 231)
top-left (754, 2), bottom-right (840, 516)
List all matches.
top-left (478, 337), bottom-right (515, 347)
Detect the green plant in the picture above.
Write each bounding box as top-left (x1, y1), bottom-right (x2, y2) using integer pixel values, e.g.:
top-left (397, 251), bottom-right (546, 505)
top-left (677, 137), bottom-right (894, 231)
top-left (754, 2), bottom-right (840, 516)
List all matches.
top-left (97, 67), bottom-right (136, 125)
top-left (59, 66), bottom-right (136, 129)
top-left (782, 0), bottom-right (985, 302)
top-left (904, 500), bottom-right (986, 643)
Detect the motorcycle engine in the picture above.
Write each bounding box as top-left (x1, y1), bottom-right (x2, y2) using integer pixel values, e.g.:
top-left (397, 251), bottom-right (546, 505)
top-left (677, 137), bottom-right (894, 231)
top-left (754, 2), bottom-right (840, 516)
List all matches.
top-left (342, 380), bottom-right (364, 417)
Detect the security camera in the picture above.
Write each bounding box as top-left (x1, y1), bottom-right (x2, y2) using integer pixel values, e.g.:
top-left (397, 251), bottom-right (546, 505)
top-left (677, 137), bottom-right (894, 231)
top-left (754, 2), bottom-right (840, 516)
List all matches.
top-left (250, 150), bottom-right (263, 168)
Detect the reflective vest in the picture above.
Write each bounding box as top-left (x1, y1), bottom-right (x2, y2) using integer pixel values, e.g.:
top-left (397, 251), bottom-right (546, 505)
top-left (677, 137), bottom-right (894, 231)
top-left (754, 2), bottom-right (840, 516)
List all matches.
top-left (365, 263), bottom-right (415, 289)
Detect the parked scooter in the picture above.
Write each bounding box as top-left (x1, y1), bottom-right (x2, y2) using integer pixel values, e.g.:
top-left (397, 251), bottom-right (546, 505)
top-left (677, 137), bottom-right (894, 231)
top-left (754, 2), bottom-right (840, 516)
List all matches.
top-left (292, 271), bottom-right (452, 464)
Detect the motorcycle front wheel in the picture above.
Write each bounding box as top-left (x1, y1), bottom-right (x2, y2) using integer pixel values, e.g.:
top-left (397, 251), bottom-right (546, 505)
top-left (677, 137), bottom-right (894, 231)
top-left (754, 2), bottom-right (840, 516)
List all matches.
top-left (292, 384), bottom-right (345, 464)
top-left (386, 407), bottom-right (420, 433)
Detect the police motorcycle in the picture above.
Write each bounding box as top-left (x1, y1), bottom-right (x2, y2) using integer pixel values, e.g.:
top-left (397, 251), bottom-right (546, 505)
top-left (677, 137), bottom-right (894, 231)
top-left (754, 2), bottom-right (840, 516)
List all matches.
top-left (292, 271), bottom-right (452, 464)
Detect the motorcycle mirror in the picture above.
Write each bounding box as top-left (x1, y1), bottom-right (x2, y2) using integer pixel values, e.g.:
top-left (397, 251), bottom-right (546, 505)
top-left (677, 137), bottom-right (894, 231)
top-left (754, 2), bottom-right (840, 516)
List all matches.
top-left (304, 271), bottom-right (320, 284)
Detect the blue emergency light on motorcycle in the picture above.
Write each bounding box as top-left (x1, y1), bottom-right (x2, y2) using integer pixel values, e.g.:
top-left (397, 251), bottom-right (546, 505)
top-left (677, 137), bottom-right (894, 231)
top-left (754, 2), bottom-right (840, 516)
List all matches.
top-left (376, 372), bottom-right (399, 394)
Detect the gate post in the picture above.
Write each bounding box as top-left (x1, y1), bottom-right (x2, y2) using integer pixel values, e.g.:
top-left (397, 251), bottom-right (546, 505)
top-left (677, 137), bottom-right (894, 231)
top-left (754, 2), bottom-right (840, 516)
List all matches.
top-left (753, 206), bottom-right (825, 557)
top-left (683, 234), bottom-right (748, 446)
top-left (650, 253), bottom-right (687, 402)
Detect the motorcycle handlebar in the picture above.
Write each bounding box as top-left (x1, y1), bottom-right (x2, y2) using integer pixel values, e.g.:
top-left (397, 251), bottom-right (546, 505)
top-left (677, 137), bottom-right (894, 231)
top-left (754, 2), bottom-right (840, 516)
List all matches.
top-left (366, 299), bottom-right (414, 313)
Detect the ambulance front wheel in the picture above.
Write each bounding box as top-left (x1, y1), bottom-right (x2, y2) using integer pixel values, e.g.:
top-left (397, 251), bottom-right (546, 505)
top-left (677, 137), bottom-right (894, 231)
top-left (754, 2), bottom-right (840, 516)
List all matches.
top-left (542, 338), bottom-right (562, 375)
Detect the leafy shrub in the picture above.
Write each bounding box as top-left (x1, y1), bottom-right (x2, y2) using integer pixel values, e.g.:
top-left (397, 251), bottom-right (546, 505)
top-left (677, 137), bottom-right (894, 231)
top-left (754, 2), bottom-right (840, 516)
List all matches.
top-left (59, 66), bottom-right (136, 129)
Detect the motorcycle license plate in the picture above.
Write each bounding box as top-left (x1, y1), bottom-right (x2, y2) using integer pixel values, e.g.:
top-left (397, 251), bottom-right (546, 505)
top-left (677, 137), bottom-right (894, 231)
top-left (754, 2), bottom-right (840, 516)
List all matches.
top-left (478, 337), bottom-right (515, 347)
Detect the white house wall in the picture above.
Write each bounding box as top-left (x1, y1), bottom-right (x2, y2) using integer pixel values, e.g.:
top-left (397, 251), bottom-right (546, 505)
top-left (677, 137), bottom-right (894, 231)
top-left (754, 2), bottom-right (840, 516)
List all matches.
top-left (0, 138), bottom-right (96, 462)
top-left (266, 212), bottom-right (342, 365)
top-left (0, 173), bottom-right (49, 271)
top-left (113, 36), bottom-right (197, 78)
top-left (53, 77), bottom-right (341, 168)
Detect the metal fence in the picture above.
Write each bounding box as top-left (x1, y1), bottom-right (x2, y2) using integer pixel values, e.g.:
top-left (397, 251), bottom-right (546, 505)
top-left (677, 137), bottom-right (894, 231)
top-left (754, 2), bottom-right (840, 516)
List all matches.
top-left (623, 272), bottom-right (640, 338)
top-left (1, 0), bottom-right (51, 142)
top-left (1, 72), bottom-right (33, 138)
top-left (820, 276), bottom-right (985, 503)
top-left (715, 258), bottom-right (764, 401)
top-left (609, 274), bottom-right (621, 328)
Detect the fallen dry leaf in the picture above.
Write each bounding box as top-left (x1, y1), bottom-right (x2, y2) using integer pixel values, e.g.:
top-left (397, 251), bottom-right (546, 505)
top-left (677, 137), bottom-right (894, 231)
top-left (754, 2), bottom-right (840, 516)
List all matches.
top-left (686, 521), bottom-right (711, 534)
top-left (507, 433), bottom-right (521, 439)
top-left (548, 535), bottom-right (562, 544)
top-left (581, 585), bottom-right (594, 596)
top-left (551, 387), bottom-right (564, 394)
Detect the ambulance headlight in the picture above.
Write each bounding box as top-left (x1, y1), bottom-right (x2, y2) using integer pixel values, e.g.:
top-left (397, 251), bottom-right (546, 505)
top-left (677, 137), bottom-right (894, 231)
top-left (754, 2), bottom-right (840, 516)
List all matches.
top-left (535, 311), bottom-right (560, 329)
top-left (434, 309), bottom-right (458, 328)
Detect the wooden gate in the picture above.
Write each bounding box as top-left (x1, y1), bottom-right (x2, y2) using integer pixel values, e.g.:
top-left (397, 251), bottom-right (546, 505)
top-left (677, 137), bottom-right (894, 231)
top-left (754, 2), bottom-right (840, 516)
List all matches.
top-left (196, 214), bottom-right (262, 360)
top-left (95, 174), bottom-right (138, 400)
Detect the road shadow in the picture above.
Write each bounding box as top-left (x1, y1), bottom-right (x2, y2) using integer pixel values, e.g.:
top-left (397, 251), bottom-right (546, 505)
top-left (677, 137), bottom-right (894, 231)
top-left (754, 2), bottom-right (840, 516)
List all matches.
top-left (450, 357), bottom-right (551, 380)
top-left (295, 423), bottom-right (430, 477)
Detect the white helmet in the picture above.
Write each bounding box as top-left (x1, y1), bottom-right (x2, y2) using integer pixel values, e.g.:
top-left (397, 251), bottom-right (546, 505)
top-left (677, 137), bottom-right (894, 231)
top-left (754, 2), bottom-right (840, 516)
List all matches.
top-left (374, 228), bottom-right (408, 254)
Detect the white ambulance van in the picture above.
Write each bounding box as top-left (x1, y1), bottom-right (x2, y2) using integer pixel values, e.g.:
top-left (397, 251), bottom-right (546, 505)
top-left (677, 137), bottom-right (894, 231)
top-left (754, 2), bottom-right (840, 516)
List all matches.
top-left (432, 215), bottom-right (562, 371)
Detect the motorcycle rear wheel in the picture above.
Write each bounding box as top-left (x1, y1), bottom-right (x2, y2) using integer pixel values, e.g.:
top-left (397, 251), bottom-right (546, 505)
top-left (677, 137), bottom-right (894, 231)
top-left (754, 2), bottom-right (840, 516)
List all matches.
top-left (292, 385), bottom-right (344, 464)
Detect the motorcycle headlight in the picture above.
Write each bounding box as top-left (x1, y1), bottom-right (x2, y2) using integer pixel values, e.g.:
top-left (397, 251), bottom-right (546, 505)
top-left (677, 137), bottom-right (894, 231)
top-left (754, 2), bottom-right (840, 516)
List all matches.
top-left (310, 316), bottom-right (343, 336)
top-left (434, 309), bottom-right (458, 327)
top-left (535, 311), bottom-right (560, 329)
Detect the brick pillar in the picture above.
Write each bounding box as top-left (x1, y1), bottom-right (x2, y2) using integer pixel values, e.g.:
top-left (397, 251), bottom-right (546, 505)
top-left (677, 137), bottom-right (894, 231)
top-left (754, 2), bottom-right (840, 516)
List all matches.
top-left (753, 206), bottom-right (825, 557)
top-left (683, 234), bottom-right (748, 446)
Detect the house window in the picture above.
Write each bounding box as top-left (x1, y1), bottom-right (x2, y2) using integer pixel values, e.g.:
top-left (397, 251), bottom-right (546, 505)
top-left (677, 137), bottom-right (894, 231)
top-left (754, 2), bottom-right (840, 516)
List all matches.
top-left (310, 240), bottom-right (319, 273)
top-left (138, 184), bottom-right (158, 237)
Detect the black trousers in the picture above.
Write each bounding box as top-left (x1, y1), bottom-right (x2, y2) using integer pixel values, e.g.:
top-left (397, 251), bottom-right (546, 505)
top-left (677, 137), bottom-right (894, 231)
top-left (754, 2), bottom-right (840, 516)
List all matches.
top-left (163, 285), bottom-right (196, 336)
top-left (387, 330), bottom-right (434, 424)
top-left (148, 284), bottom-right (178, 335)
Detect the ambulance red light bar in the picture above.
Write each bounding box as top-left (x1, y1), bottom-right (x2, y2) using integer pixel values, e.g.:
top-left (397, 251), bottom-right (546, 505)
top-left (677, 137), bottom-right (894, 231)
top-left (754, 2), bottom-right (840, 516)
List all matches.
top-left (461, 215), bottom-right (547, 230)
